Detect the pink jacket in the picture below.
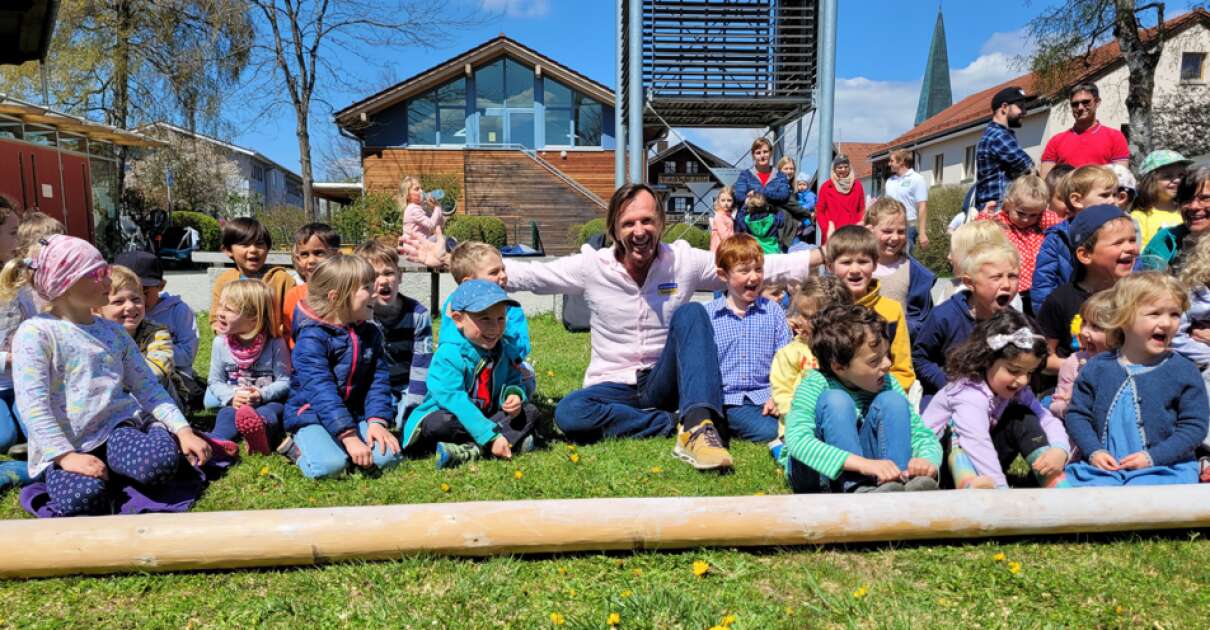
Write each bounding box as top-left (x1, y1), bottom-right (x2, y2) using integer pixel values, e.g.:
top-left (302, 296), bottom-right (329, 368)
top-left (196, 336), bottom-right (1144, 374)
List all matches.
top-left (709, 211), bottom-right (735, 251)
top-left (504, 240), bottom-right (816, 387)
top-left (1050, 350), bottom-right (1093, 418)
top-left (403, 202), bottom-right (445, 240)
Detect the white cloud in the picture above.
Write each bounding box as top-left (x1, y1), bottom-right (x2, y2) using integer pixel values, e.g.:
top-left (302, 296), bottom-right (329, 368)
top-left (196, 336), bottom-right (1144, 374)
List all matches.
top-left (480, 0), bottom-right (549, 18)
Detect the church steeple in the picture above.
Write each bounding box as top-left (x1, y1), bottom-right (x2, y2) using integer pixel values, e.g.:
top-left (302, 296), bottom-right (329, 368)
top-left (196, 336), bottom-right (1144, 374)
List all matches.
top-left (915, 6), bottom-right (953, 126)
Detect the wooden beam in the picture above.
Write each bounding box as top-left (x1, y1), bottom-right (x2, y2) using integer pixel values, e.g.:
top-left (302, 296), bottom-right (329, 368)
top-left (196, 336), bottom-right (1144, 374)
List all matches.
top-left (0, 103), bottom-right (40, 115)
top-left (2, 486), bottom-right (1209, 578)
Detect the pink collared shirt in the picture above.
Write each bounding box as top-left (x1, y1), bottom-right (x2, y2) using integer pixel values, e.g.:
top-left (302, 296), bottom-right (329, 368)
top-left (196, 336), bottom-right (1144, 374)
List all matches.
top-left (505, 240), bottom-right (815, 387)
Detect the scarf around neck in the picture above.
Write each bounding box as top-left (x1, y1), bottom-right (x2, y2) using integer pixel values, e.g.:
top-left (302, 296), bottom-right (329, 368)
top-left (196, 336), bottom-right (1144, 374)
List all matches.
top-left (227, 332), bottom-right (267, 370)
top-left (831, 169), bottom-right (855, 195)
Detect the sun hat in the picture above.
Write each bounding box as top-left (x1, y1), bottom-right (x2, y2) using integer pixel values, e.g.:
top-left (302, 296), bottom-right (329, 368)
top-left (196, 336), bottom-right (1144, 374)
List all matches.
top-left (1139, 149), bottom-right (1191, 176)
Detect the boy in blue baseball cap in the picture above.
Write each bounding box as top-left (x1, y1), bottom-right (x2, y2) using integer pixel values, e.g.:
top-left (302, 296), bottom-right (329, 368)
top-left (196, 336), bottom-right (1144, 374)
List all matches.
top-left (400, 280), bottom-right (537, 468)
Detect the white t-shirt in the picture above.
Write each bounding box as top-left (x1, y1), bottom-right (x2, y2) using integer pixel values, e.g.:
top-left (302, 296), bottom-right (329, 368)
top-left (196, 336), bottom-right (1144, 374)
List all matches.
top-left (887, 169), bottom-right (928, 222)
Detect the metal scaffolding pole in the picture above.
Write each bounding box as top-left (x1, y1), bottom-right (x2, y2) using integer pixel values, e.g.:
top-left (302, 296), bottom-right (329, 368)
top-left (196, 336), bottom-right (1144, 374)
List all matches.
top-left (815, 0), bottom-right (837, 205)
top-left (615, 0), bottom-right (626, 186)
top-left (627, 0), bottom-right (643, 183)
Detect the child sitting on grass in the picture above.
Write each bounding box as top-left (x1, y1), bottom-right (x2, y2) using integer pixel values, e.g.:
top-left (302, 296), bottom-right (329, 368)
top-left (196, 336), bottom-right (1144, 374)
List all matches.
top-left (978, 175), bottom-right (1061, 316)
top-left (210, 217), bottom-right (296, 337)
top-left (98, 265), bottom-right (184, 409)
top-left (1031, 165), bottom-right (1119, 313)
top-left (281, 255), bottom-right (401, 479)
top-left (0, 196), bottom-right (31, 466)
top-left (913, 242), bottom-right (1020, 400)
top-left (206, 280), bottom-right (290, 455)
top-left (704, 235), bottom-right (792, 453)
top-left (825, 224), bottom-right (915, 391)
top-left (782, 304), bottom-right (941, 493)
top-left (282, 223), bottom-right (340, 346)
top-left (922, 310), bottom-right (1070, 489)
top-left (353, 239), bottom-right (433, 426)
top-left (402, 280), bottom-right (536, 469)
top-left (1061, 272), bottom-right (1208, 487)
top-left (5, 236), bottom-right (213, 516)
top-left (1050, 290), bottom-right (1113, 418)
top-left (862, 197), bottom-right (935, 338)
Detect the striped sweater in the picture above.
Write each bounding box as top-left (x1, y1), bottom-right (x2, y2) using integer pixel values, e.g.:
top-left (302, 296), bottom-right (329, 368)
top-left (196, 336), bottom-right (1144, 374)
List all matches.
top-left (781, 369), bottom-right (942, 479)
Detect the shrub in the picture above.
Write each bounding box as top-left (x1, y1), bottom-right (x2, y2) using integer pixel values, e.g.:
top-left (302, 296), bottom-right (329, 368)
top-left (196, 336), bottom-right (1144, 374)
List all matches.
top-left (445, 215), bottom-right (507, 248)
top-left (573, 218), bottom-right (607, 247)
top-left (254, 205), bottom-right (308, 251)
top-left (171, 211), bottom-right (221, 251)
top-left (661, 223), bottom-right (710, 250)
top-left (420, 173), bottom-right (462, 214)
top-left (331, 192), bottom-right (402, 244)
top-left (915, 184), bottom-right (969, 277)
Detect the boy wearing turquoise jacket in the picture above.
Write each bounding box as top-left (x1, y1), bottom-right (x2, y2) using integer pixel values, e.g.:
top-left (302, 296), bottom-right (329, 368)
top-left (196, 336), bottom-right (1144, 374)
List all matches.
top-left (402, 280), bottom-right (537, 469)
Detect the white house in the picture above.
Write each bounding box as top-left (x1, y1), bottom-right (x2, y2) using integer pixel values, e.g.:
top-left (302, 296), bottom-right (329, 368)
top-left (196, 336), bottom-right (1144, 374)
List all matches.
top-left (869, 9), bottom-right (1210, 190)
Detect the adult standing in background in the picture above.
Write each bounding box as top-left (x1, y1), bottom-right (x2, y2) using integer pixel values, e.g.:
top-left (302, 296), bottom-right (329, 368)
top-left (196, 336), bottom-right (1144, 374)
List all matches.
top-left (885, 149), bottom-right (930, 252)
top-left (975, 86), bottom-right (1035, 211)
top-left (814, 155), bottom-right (866, 245)
top-left (1040, 83), bottom-right (1130, 176)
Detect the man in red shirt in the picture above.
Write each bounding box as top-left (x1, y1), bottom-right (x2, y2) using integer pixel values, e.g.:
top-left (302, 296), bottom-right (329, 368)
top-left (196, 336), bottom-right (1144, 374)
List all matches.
top-left (1040, 83), bottom-right (1130, 176)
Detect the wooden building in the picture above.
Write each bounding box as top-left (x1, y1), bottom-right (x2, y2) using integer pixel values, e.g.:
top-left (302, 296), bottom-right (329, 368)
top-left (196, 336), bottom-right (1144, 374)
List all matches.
top-left (646, 141), bottom-right (731, 218)
top-left (334, 36), bottom-right (618, 254)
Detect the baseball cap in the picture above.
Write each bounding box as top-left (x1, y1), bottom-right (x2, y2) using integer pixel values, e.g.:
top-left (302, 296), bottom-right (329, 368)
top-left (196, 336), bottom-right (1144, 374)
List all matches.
top-left (1069, 204), bottom-right (1129, 247)
top-left (115, 250), bottom-right (165, 287)
top-left (448, 279), bottom-right (520, 314)
top-left (1138, 149), bottom-right (1191, 176)
top-left (991, 86), bottom-right (1028, 111)
top-left (1107, 163), bottom-right (1137, 193)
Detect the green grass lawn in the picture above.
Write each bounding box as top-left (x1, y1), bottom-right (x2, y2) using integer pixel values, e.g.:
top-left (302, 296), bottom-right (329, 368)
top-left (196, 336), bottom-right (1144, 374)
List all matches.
top-left (1, 314), bottom-right (1208, 628)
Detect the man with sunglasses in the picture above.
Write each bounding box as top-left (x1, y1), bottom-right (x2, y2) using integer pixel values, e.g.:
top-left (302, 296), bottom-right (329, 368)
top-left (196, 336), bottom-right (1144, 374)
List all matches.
top-left (975, 86), bottom-right (1036, 211)
top-left (1040, 83), bottom-right (1130, 177)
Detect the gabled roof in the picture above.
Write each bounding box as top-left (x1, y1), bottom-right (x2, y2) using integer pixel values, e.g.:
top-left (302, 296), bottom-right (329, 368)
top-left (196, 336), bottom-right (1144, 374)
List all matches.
top-left (335, 35), bottom-right (614, 128)
top-left (872, 8), bottom-right (1210, 158)
top-left (834, 142), bottom-right (880, 181)
top-left (649, 140), bottom-right (731, 169)
top-left (138, 122), bottom-right (301, 181)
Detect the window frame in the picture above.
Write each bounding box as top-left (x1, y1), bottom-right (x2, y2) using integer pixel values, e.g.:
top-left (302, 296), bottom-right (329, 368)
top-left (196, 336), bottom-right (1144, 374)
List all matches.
top-left (933, 153), bottom-right (944, 185)
top-left (1180, 51), bottom-right (1207, 83)
top-left (962, 145), bottom-right (976, 183)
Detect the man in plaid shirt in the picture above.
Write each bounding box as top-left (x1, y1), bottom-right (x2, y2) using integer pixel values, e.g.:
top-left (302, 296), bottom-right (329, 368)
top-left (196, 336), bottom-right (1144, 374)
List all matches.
top-left (976, 86), bottom-right (1035, 210)
top-left (708, 235), bottom-right (793, 447)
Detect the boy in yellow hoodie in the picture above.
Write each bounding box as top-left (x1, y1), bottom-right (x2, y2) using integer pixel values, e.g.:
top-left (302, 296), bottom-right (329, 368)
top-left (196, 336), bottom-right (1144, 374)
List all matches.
top-left (209, 217), bottom-right (296, 337)
top-left (824, 225), bottom-right (916, 391)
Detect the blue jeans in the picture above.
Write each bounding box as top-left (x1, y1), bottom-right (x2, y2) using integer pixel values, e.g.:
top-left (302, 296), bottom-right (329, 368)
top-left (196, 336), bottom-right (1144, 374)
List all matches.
top-left (0, 389), bottom-right (24, 452)
top-left (291, 421), bottom-right (402, 480)
top-left (724, 404), bottom-right (779, 443)
top-left (212, 403), bottom-right (284, 443)
top-left (554, 302), bottom-right (723, 441)
top-left (787, 389), bottom-right (912, 493)
top-left (907, 223), bottom-right (919, 256)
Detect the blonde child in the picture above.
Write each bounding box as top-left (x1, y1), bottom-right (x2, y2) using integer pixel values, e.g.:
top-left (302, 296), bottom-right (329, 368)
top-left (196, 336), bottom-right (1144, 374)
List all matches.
top-left (932, 219), bottom-right (1014, 306)
top-left (1049, 289), bottom-right (1112, 418)
top-left (14, 211), bottom-right (65, 259)
top-left (776, 156), bottom-right (813, 249)
top-left (1061, 272), bottom-right (1207, 487)
top-left (1031, 165), bottom-right (1119, 313)
top-left (1131, 150), bottom-right (1191, 250)
top-left (401, 175), bottom-right (445, 241)
top-left (207, 280), bottom-right (290, 455)
top-left (978, 175), bottom-right (1061, 315)
top-left (923, 309), bottom-right (1070, 489)
top-left (282, 223), bottom-right (341, 347)
top-left (862, 197), bottom-right (936, 337)
top-left (709, 186), bottom-right (737, 251)
top-left (209, 217), bottom-right (296, 338)
top-left (4, 236), bottom-right (212, 516)
top-left (97, 266), bottom-right (182, 408)
top-left (281, 255), bottom-right (401, 479)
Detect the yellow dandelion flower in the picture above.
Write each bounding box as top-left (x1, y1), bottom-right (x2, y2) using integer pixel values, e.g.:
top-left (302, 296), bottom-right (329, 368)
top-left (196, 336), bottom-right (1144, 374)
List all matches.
top-left (568, 588), bottom-right (576, 597)
top-left (649, 466), bottom-right (663, 474)
top-left (308, 497), bottom-right (317, 504)
top-left (721, 613), bottom-right (737, 626)
top-left (546, 369), bottom-right (556, 377)
top-left (708, 626), bottom-right (726, 630)
top-left (692, 560), bottom-right (709, 577)
top-left (620, 589), bottom-right (633, 598)
top-left (569, 453), bottom-right (580, 463)
top-left (992, 552), bottom-right (1006, 562)
top-left (557, 567), bottom-right (567, 575)
top-left (514, 469), bottom-right (524, 480)
top-left (549, 612), bottom-right (565, 625)
top-left (258, 466), bottom-right (270, 477)
top-left (852, 585), bottom-right (869, 598)
top-left (784, 606), bottom-right (795, 616)
top-left (632, 568), bottom-right (643, 577)
top-left (754, 491), bottom-right (766, 496)
top-left (440, 482), bottom-right (451, 493)
top-left (1115, 605), bottom-right (1125, 616)
top-left (1008, 561), bottom-right (1021, 574)
top-left (607, 612), bottom-right (621, 626)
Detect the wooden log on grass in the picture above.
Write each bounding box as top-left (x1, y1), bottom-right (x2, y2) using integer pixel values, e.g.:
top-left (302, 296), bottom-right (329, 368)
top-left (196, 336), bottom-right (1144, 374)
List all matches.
top-left (3, 486), bottom-right (1210, 578)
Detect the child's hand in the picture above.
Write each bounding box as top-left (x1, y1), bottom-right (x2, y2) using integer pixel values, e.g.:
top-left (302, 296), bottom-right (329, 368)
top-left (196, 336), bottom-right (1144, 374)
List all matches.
top-left (905, 458), bottom-right (937, 480)
top-left (1031, 448), bottom-right (1068, 477)
top-left (490, 435), bottom-right (513, 459)
top-left (1089, 451), bottom-right (1120, 471)
top-left (1118, 451), bottom-right (1152, 470)
top-left (177, 427), bottom-right (213, 467)
top-left (245, 389), bottom-right (262, 406)
top-left (848, 456), bottom-right (901, 484)
top-left (365, 422), bottom-right (401, 456)
top-left (341, 432), bottom-right (373, 468)
top-left (58, 452), bottom-right (108, 479)
top-left (231, 390), bottom-right (250, 408)
top-left (1192, 327), bottom-right (1210, 344)
top-left (502, 394), bottom-right (522, 418)
top-left (761, 399), bottom-right (780, 417)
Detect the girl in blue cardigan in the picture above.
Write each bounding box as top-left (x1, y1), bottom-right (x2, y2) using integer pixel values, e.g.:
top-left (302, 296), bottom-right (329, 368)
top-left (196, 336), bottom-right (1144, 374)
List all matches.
top-left (1061, 272), bottom-right (1209, 487)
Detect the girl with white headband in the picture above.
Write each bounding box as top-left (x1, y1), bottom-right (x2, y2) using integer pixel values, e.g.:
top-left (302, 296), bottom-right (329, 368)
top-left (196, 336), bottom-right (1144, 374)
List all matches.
top-left (922, 309), bottom-right (1071, 489)
top-left (0, 235), bottom-right (213, 516)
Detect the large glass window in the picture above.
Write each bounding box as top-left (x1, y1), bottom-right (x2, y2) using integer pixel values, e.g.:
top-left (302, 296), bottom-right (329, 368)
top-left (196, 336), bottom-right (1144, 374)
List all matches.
top-left (575, 96), bottom-right (603, 146)
top-left (544, 78), bottom-right (604, 147)
top-left (407, 77), bottom-right (466, 146)
top-left (476, 59), bottom-right (535, 145)
top-left (505, 59), bottom-right (534, 107)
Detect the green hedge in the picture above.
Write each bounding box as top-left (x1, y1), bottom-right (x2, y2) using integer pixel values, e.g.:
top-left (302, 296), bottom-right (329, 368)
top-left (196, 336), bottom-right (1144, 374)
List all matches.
top-left (915, 185), bottom-right (969, 277)
top-left (420, 173), bottom-right (462, 215)
top-left (571, 218), bottom-right (709, 250)
top-left (574, 218), bottom-right (607, 247)
top-left (331, 192), bottom-right (402, 245)
top-left (171, 211), bottom-right (221, 251)
top-left (446, 215), bottom-right (507, 248)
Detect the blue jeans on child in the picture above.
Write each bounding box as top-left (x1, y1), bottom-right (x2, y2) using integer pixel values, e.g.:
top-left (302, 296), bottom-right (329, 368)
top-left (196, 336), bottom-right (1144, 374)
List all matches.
top-left (0, 389), bottom-right (26, 453)
top-left (724, 404), bottom-right (779, 443)
top-left (291, 421), bottom-right (402, 479)
top-left (212, 403), bottom-right (284, 443)
top-left (787, 389), bottom-right (912, 493)
top-left (554, 303), bottom-right (723, 441)
top-left (44, 422), bottom-right (181, 516)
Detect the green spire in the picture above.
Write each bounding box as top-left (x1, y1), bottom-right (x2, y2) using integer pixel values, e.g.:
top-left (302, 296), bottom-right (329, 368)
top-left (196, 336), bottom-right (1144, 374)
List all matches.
top-left (915, 7), bottom-right (953, 126)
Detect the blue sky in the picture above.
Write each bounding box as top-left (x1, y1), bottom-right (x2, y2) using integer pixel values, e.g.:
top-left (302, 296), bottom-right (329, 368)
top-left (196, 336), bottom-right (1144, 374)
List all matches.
top-left (227, 0), bottom-right (1194, 177)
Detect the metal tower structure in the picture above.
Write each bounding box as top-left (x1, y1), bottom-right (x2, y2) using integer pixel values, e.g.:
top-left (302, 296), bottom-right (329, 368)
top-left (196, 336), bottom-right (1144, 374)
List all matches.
top-left (616, 0), bottom-right (835, 186)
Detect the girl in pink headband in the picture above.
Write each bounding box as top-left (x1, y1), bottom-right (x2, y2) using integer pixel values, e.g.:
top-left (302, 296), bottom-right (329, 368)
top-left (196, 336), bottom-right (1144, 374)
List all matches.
top-left (1, 236), bottom-right (214, 516)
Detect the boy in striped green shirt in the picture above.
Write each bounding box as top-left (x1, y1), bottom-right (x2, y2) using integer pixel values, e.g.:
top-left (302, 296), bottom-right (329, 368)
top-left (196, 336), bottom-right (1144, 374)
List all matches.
top-left (782, 304), bottom-right (941, 493)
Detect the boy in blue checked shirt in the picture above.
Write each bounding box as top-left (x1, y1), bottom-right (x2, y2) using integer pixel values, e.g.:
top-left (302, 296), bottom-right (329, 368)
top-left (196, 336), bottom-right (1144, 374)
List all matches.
top-left (705, 235), bottom-right (793, 453)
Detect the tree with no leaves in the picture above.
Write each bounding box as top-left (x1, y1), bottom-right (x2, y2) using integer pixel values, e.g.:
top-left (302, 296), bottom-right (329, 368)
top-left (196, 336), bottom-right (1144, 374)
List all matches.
top-left (246, 0), bottom-right (481, 221)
